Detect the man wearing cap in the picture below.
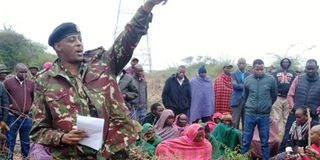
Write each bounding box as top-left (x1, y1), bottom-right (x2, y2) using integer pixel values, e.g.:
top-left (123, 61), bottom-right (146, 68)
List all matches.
top-left (130, 64), bottom-right (148, 123)
top-left (29, 66), bottom-right (39, 78)
top-left (0, 64), bottom-right (10, 83)
top-left (30, 0), bottom-right (168, 159)
top-left (189, 65), bottom-right (214, 123)
top-left (214, 64), bottom-right (233, 114)
top-left (126, 57), bottom-right (139, 76)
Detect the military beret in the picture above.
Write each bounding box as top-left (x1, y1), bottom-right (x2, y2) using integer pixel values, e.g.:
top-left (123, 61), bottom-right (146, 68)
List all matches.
top-left (48, 22), bottom-right (81, 47)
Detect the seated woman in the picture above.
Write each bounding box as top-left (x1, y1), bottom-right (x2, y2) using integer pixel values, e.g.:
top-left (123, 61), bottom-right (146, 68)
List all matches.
top-left (206, 112), bottom-right (222, 132)
top-left (174, 114), bottom-right (189, 136)
top-left (156, 123), bottom-right (212, 160)
top-left (271, 107), bottom-right (317, 160)
top-left (143, 103), bottom-right (164, 125)
top-left (251, 119), bottom-right (281, 159)
top-left (135, 123), bottom-right (163, 157)
top-left (154, 109), bottom-right (179, 140)
top-left (210, 113), bottom-right (241, 159)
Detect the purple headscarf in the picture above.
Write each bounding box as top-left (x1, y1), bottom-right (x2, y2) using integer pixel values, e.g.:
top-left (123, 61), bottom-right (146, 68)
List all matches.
top-left (155, 109), bottom-right (179, 140)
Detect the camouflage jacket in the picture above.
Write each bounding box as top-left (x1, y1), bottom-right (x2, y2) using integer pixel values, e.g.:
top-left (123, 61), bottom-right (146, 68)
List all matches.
top-left (30, 7), bottom-right (152, 159)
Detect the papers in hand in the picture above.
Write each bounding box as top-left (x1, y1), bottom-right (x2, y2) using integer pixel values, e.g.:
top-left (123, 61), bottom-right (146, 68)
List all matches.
top-left (76, 115), bottom-right (105, 151)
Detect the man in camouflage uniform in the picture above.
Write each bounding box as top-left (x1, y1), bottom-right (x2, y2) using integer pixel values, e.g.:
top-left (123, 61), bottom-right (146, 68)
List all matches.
top-left (30, 0), bottom-right (168, 159)
top-left (0, 64), bottom-right (10, 83)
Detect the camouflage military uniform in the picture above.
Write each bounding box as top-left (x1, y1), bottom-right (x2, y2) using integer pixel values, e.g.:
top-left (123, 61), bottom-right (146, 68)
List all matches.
top-left (30, 7), bottom-right (152, 159)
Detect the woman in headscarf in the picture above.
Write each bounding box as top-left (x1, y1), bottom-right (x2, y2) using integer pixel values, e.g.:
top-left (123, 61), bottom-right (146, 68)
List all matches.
top-left (206, 112), bottom-right (222, 132)
top-left (156, 123), bottom-right (212, 160)
top-left (135, 123), bottom-right (163, 156)
top-left (174, 113), bottom-right (189, 136)
top-left (154, 109), bottom-right (179, 140)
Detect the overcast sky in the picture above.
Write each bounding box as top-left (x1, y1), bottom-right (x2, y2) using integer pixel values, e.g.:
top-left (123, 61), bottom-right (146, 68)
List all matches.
top-left (1, 0), bottom-right (320, 70)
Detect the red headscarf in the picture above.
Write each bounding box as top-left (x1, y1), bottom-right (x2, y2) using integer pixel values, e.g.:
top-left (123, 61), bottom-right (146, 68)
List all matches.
top-left (156, 124), bottom-right (212, 160)
top-left (206, 112), bottom-right (223, 132)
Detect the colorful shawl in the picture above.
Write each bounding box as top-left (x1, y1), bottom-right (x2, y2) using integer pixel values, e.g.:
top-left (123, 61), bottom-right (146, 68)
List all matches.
top-left (289, 120), bottom-right (309, 141)
top-left (252, 119), bottom-right (281, 157)
top-left (155, 109), bottom-right (179, 140)
top-left (189, 75), bottom-right (215, 123)
top-left (301, 144), bottom-right (320, 160)
top-left (174, 114), bottom-right (189, 136)
top-left (156, 124), bottom-right (212, 160)
top-left (136, 123), bottom-right (163, 156)
top-left (214, 73), bottom-right (233, 113)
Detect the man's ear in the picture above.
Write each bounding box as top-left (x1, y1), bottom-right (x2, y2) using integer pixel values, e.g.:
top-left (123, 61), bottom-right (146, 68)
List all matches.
top-left (54, 43), bottom-right (62, 52)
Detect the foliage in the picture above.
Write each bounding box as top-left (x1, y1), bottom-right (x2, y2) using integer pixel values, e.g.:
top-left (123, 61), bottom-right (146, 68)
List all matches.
top-left (221, 146), bottom-right (249, 160)
top-left (0, 26), bottom-right (56, 71)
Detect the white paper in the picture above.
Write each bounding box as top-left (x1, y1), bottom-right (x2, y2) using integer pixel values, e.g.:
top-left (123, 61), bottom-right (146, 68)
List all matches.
top-left (76, 115), bottom-right (105, 151)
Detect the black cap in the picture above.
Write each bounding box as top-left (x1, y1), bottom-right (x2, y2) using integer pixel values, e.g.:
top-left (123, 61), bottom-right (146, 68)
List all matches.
top-left (132, 57), bottom-right (139, 62)
top-left (29, 66), bottom-right (39, 70)
top-left (48, 22), bottom-right (81, 47)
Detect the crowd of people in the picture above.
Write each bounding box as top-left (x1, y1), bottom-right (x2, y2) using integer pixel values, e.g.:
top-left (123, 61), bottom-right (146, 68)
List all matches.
top-left (0, 0), bottom-right (320, 159)
top-left (119, 55), bottom-right (320, 160)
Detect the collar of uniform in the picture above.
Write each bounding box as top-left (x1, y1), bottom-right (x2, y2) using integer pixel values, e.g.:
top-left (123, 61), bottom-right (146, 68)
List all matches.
top-left (47, 59), bottom-right (87, 80)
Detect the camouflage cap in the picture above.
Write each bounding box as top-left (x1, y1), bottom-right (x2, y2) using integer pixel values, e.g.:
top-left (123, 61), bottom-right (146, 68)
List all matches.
top-left (0, 64), bottom-right (9, 73)
top-left (29, 66), bottom-right (40, 70)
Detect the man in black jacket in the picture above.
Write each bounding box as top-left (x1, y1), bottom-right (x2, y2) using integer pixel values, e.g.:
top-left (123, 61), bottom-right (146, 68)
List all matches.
top-left (162, 65), bottom-right (191, 115)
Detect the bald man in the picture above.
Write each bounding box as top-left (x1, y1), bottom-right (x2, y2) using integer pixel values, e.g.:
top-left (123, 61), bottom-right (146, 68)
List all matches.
top-left (4, 63), bottom-right (35, 159)
top-left (300, 125), bottom-right (320, 160)
top-left (130, 64), bottom-right (148, 123)
top-left (230, 58), bottom-right (251, 129)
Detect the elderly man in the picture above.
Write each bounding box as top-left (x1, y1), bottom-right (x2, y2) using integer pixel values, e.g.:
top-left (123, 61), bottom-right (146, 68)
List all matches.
top-left (30, 0), bottom-right (168, 159)
top-left (230, 58), bottom-right (250, 129)
top-left (131, 64), bottom-right (148, 123)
